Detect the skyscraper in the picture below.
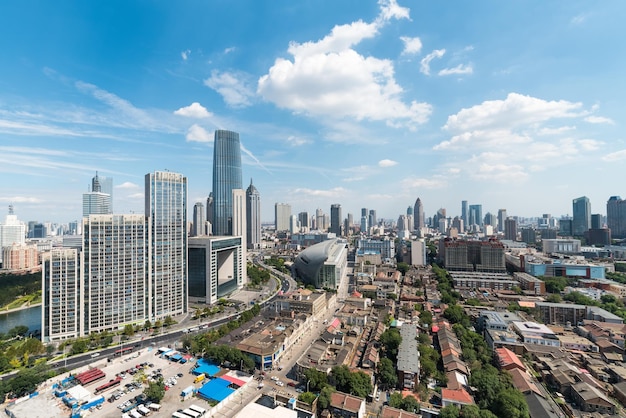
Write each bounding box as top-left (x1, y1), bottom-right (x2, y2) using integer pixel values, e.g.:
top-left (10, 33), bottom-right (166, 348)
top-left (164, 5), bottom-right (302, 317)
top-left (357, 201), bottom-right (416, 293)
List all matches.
top-left (461, 200), bottom-right (468, 230)
top-left (591, 214), bottom-right (602, 230)
top-left (275, 203), bottom-right (292, 231)
top-left (414, 198), bottom-right (425, 230)
top-left (192, 202), bottom-right (205, 237)
top-left (607, 196), bottom-right (626, 238)
top-left (361, 208), bottom-right (369, 233)
top-left (145, 171), bottom-right (188, 320)
top-left (83, 214), bottom-right (149, 333)
top-left (497, 209), bottom-right (507, 233)
top-left (330, 204), bottom-right (342, 236)
top-left (369, 209), bottom-right (377, 229)
top-left (246, 179), bottom-right (261, 249)
top-left (82, 173), bottom-right (112, 217)
top-left (42, 248), bottom-right (80, 342)
top-left (572, 196), bottom-right (591, 236)
top-left (345, 213), bottom-right (353, 236)
top-left (298, 212), bottom-right (310, 230)
top-left (206, 192), bottom-right (214, 232)
top-left (315, 208), bottom-right (325, 231)
top-left (505, 217), bottom-right (518, 241)
top-left (468, 204), bottom-right (483, 228)
top-left (406, 206), bottom-right (413, 234)
top-left (212, 130), bottom-right (242, 236)
top-left (0, 205), bottom-right (25, 264)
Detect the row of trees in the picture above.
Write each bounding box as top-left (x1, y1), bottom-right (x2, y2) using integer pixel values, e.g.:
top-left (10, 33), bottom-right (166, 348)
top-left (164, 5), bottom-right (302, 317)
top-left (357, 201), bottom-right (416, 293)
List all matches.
top-left (247, 263), bottom-right (271, 287)
top-left (300, 365), bottom-right (373, 409)
top-left (0, 363), bottom-right (56, 401)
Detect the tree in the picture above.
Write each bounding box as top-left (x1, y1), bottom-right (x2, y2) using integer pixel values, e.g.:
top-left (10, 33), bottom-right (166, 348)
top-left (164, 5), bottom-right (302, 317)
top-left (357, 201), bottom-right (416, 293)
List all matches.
top-left (163, 315), bottom-right (175, 327)
top-left (419, 310), bottom-right (433, 326)
top-left (7, 326), bottom-right (28, 338)
top-left (545, 293), bottom-right (562, 303)
top-left (377, 358), bottom-right (398, 390)
top-left (490, 388), bottom-right (529, 418)
top-left (397, 262), bottom-right (410, 274)
top-left (304, 368), bottom-right (328, 392)
top-left (144, 378), bottom-right (165, 403)
top-left (440, 405), bottom-right (460, 418)
top-left (388, 392), bottom-right (404, 409)
top-left (298, 391), bottom-right (317, 405)
top-left (379, 328), bottom-right (402, 362)
top-left (123, 324), bottom-right (135, 337)
top-left (443, 305), bottom-right (470, 328)
top-left (317, 385), bottom-right (334, 410)
top-left (71, 339), bottom-right (88, 355)
top-left (143, 320), bottom-right (152, 331)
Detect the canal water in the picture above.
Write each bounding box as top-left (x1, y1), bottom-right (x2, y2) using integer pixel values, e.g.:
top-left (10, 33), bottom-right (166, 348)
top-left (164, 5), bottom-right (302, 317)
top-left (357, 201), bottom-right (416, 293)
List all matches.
top-left (0, 305), bottom-right (41, 335)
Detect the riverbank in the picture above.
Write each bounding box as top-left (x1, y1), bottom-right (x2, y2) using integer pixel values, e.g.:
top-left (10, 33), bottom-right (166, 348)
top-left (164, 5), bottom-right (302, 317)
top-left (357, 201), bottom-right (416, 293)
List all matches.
top-left (0, 302), bottom-right (42, 315)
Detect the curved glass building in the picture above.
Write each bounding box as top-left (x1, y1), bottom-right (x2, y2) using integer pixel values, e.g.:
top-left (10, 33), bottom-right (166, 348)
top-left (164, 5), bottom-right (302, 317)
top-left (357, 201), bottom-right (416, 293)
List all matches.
top-left (212, 130), bottom-right (242, 236)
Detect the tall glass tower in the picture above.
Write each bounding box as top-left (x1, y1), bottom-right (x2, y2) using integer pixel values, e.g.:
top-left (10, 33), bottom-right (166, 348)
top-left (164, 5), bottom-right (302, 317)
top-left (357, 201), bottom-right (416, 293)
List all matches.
top-left (212, 130), bottom-right (242, 236)
top-left (572, 196), bottom-right (591, 236)
top-left (145, 171), bottom-right (188, 320)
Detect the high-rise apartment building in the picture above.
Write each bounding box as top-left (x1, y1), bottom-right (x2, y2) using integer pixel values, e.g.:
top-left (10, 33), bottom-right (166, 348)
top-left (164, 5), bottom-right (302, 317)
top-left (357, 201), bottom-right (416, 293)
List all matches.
top-left (42, 248), bottom-right (80, 342)
top-left (591, 214), bottom-right (602, 230)
top-left (344, 213), bottom-right (353, 236)
top-left (246, 179), bottom-right (261, 249)
top-left (330, 204), bottom-right (342, 236)
top-left (231, 189), bottom-right (246, 246)
top-left (212, 130), bottom-right (242, 236)
top-left (275, 203), bottom-right (292, 232)
top-left (192, 202), bottom-right (206, 237)
top-left (484, 212), bottom-right (497, 228)
top-left (83, 214), bottom-right (149, 333)
top-left (414, 198), bottom-right (425, 230)
top-left (497, 209), bottom-right (507, 233)
top-left (607, 196), bottom-right (626, 238)
top-left (145, 171), bottom-right (188, 320)
top-left (504, 217), bottom-right (518, 241)
top-left (572, 196), bottom-right (591, 236)
top-left (315, 208), bottom-right (325, 231)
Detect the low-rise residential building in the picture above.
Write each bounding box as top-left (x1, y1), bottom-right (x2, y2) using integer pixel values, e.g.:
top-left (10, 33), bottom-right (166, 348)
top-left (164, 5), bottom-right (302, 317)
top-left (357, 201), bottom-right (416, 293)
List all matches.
top-left (397, 325), bottom-right (420, 390)
top-left (512, 321), bottom-right (560, 347)
top-left (441, 388), bottom-right (474, 408)
top-left (570, 381), bottom-right (616, 414)
top-left (557, 333), bottom-right (599, 352)
top-left (329, 391), bottom-right (366, 418)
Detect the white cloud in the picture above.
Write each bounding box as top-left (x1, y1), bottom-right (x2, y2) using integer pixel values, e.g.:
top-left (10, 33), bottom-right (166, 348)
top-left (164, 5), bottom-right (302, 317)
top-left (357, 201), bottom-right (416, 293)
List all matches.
top-left (438, 63), bottom-right (473, 76)
top-left (420, 49), bottom-right (445, 75)
top-left (378, 159), bottom-right (398, 167)
top-left (472, 162), bottom-right (528, 182)
top-left (377, 0), bottom-right (411, 22)
top-left (286, 135), bottom-right (310, 146)
top-left (400, 176), bottom-right (446, 189)
top-left (537, 126), bottom-right (576, 135)
top-left (443, 93), bottom-right (584, 132)
top-left (400, 36), bottom-right (422, 55)
top-left (584, 115), bottom-right (614, 124)
top-left (291, 187), bottom-right (347, 197)
top-left (578, 139), bottom-right (603, 151)
top-left (571, 13), bottom-right (589, 25)
top-left (204, 70), bottom-right (255, 108)
top-left (185, 124), bottom-right (212, 142)
top-left (257, 1), bottom-right (431, 130)
top-left (181, 49), bottom-right (191, 60)
top-left (224, 47), bottom-right (236, 54)
top-left (115, 182), bottom-right (139, 190)
top-left (128, 192), bottom-right (144, 199)
top-left (603, 149), bottom-right (626, 162)
top-left (174, 102), bottom-right (213, 119)
top-left (0, 196), bottom-right (42, 203)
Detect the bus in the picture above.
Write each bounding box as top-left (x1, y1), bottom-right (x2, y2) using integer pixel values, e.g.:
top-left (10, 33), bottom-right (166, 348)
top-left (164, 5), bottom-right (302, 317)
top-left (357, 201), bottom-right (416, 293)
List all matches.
top-left (95, 377), bottom-right (122, 394)
top-left (181, 409), bottom-right (201, 418)
top-left (188, 405), bottom-right (206, 416)
top-left (114, 347), bottom-right (134, 357)
top-left (172, 413), bottom-right (188, 418)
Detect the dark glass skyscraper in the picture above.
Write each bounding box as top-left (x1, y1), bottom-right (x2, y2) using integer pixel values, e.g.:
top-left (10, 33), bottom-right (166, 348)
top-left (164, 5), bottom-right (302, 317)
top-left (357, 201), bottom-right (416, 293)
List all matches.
top-left (572, 196), bottom-right (591, 236)
top-left (212, 130), bottom-right (242, 236)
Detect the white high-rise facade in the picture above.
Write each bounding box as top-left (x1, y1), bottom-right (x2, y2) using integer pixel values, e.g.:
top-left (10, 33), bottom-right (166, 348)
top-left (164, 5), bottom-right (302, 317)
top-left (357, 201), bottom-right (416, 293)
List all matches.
top-left (42, 248), bottom-right (80, 342)
top-left (145, 171), bottom-right (188, 320)
top-left (83, 214), bottom-right (149, 334)
top-left (0, 206), bottom-right (25, 264)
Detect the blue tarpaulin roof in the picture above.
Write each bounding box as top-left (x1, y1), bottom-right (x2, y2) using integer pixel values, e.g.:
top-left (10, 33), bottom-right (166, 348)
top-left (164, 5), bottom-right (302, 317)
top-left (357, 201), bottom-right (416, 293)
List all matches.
top-left (171, 354), bottom-right (183, 361)
top-left (193, 359), bottom-right (220, 377)
top-left (197, 378), bottom-right (234, 402)
top-left (181, 385), bottom-right (195, 396)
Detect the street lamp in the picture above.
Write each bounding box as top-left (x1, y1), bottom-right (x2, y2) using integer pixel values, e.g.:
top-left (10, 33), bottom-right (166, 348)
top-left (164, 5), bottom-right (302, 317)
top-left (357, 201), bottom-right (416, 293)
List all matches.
top-left (307, 379), bottom-right (310, 393)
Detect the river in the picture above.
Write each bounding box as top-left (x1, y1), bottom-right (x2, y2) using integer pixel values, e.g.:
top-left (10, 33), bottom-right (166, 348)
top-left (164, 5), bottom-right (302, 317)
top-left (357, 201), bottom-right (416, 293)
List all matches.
top-left (0, 305), bottom-right (41, 335)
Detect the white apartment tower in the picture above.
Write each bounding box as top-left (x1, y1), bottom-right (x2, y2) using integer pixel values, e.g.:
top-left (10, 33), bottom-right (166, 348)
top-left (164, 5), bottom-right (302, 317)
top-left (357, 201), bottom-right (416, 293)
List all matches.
top-left (42, 248), bottom-right (80, 342)
top-left (275, 203), bottom-right (292, 232)
top-left (82, 214), bottom-right (149, 334)
top-left (145, 171), bottom-right (188, 320)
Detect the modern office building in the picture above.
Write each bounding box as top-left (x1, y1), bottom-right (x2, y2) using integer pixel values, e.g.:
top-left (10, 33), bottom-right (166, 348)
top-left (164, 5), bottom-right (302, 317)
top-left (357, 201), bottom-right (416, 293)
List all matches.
top-left (520, 228), bottom-right (536, 244)
top-left (330, 204), bottom-right (342, 236)
top-left (542, 239), bottom-right (581, 254)
top-left (591, 214), bottom-right (602, 230)
top-left (344, 213), bottom-right (353, 236)
top-left (83, 214), bottom-right (149, 334)
top-left (484, 212), bottom-right (497, 229)
top-left (505, 217), bottom-right (518, 241)
top-left (82, 173), bottom-right (112, 217)
top-left (298, 212), bottom-right (310, 231)
top-left (206, 192), bottom-right (214, 229)
top-left (497, 209), bottom-right (507, 233)
top-left (275, 203), bottom-right (292, 232)
top-left (212, 130), bottom-right (242, 236)
top-left (607, 196), bottom-right (626, 238)
top-left (192, 202), bottom-right (206, 237)
top-left (360, 208), bottom-right (369, 233)
top-left (246, 179), bottom-right (261, 249)
top-left (42, 248), bottom-right (80, 342)
top-left (369, 210), bottom-right (377, 230)
top-left (145, 171), bottom-right (188, 320)
top-left (572, 196), bottom-right (591, 236)
top-left (357, 237), bottom-right (395, 260)
top-left (461, 200), bottom-right (468, 229)
top-left (188, 236), bottom-right (244, 305)
top-left (0, 205), bottom-right (26, 265)
top-left (414, 197), bottom-right (425, 231)
top-left (315, 208), bottom-right (325, 231)
top-left (398, 215), bottom-right (410, 239)
top-left (559, 218), bottom-right (573, 237)
top-left (293, 238), bottom-right (348, 289)
top-left (468, 204), bottom-right (483, 228)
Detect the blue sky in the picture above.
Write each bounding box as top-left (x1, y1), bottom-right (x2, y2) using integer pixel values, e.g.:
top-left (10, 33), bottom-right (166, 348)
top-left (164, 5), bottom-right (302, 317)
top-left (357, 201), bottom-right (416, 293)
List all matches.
top-left (1, 0), bottom-right (625, 224)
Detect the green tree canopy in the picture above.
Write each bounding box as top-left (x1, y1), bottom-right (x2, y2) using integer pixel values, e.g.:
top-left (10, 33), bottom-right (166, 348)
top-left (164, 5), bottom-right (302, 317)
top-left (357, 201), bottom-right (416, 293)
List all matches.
top-left (144, 378), bottom-right (165, 403)
top-left (377, 357), bottom-right (397, 390)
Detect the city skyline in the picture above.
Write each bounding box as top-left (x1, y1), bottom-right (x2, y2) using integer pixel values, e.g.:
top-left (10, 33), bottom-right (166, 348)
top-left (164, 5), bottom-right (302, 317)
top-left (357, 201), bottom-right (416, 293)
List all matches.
top-left (1, 1), bottom-right (625, 223)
